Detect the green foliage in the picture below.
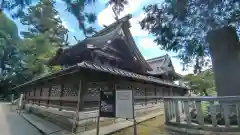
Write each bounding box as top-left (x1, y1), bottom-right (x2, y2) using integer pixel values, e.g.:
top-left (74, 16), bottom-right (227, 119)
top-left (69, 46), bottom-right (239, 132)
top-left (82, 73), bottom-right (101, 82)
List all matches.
top-left (0, 0), bottom-right (66, 96)
top-left (19, 0), bottom-right (68, 47)
top-left (183, 69), bottom-right (216, 96)
top-left (18, 0), bottom-right (66, 78)
top-left (0, 13), bottom-right (22, 95)
top-left (0, 13), bottom-right (19, 40)
top-left (141, 0), bottom-right (240, 73)
top-left (1, 0), bottom-right (97, 36)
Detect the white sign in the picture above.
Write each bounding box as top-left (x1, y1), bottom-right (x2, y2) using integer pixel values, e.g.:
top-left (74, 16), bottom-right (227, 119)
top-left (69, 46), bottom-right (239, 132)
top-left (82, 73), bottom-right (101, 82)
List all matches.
top-left (115, 90), bottom-right (133, 119)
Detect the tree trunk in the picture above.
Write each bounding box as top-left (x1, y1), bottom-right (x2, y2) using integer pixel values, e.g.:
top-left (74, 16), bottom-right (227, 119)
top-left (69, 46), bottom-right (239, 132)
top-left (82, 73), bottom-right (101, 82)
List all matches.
top-left (203, 89), bottom-right (208, 96)
top-left (207, 26), bottom-right (240, 96)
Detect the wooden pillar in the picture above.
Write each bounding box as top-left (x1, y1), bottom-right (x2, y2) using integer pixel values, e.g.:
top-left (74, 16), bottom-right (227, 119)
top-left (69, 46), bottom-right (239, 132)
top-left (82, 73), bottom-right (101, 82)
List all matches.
top-left (144, 88), bottom-right (147, 105)
top-left (33, 88), bottom-right (36, 104)
top-left (27, 91), bottom-right (30, 103)
top-left (47, 86), bottom-right (52, 108)
top-left (79, 79), bottom-right (87, 111)
top-left (73, 80), bottom-right (82, 133)
top-left (39, 87), bottom-right (43, 106)
top-left (154, 88), bottom-right (157, 103)
top-left (59, 83), bottom-right (64, 111)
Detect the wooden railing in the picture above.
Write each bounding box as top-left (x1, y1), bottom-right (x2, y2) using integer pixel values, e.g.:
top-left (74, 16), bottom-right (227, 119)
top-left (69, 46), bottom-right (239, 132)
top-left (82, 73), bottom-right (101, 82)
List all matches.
top-left (163, 96), bottom-right (240, 131)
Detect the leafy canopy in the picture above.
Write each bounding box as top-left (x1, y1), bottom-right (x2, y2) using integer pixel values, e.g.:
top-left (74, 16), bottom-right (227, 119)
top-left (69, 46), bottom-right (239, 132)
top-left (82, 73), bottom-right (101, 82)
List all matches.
top-left (19, 0), bottom-right (66, 78)
top-left (183, 69), bottom-right (215, 96)
top-left (0, 13), bottom-right (22, 95)
top-left (19, 0), bottom-right (68, 47)
top-left (141, 0), bottom-right (240, 73)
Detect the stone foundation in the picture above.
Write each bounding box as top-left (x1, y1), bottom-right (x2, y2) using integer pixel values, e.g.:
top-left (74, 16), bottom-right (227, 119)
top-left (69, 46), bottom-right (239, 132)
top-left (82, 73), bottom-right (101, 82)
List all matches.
top-left (24, 103), bottom-right (163, 133)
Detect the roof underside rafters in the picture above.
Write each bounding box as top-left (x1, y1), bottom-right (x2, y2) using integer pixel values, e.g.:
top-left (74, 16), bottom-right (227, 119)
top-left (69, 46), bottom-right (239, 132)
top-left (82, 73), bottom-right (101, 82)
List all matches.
top-left (48, 14), bottom-right (152, 72)
top-left (12, 61), bottom-right (187, 90)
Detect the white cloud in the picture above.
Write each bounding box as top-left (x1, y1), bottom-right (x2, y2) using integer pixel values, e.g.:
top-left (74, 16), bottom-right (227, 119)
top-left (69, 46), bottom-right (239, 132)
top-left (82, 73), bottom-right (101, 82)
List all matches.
top-left (61, 19), bottom-right (75, 33)
top-left (171, 58), bottom-right (193, 75)
top-left (97, 0), bottom-right (149, 37)
top-left (129, 13), bottom-right (149, 37)
top-left (138, 38), bottom-right (159, 49)
top-left (55, 0), bottom-right (64, 4)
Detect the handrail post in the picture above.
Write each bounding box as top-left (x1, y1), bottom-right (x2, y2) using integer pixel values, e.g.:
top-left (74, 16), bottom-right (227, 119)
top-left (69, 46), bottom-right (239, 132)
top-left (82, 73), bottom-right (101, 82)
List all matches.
top-left (183, 100), bottom-right (191, 125)
top-left (164, 99), bottom-right (169, 123)
top-left (175, 100), bottom-right (180, 122)
top-left (236, 103), bottom-right (240, 128)
top-left (211, 103), bottom-right (217, 127)
top-left (223, 103), bottom-right (230, 127)
top-left (195, 100), bottom-right (204, 126)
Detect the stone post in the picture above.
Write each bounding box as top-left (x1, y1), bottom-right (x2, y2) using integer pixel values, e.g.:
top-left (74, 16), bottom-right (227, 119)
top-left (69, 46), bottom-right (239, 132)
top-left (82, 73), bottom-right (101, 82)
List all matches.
top-left (207, 26), bottom-right (240, 96)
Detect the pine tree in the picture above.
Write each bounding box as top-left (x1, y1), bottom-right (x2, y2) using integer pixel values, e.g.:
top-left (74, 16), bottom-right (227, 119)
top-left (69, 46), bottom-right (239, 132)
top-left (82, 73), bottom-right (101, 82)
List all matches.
top-left (19, 0), bottom-right (68, 47)
top-left (19, 0), bottom-right (65, 78)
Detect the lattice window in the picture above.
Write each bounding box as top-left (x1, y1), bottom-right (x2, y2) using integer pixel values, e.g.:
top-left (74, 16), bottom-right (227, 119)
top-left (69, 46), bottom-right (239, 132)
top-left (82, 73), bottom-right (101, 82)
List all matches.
top-left (86, 82), bottom-right (108, 97)
top-left (134, 88), bottom-right (145, 96)
top-left (50, 85), bottom-right (61, 97)
top-left (63, 86), bottom-right (78, 97)
top-left (86, 87), bottom-right (100, 97)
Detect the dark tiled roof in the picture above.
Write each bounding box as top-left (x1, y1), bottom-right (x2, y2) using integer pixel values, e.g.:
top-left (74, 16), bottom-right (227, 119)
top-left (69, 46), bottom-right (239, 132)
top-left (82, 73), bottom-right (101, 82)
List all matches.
top-left (12, 61), bottom-right (187, 90)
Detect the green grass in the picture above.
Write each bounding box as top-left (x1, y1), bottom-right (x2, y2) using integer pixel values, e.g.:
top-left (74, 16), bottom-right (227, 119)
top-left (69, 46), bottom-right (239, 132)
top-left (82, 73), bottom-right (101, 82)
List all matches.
top-left (111, 115), bottom-right (166, 135)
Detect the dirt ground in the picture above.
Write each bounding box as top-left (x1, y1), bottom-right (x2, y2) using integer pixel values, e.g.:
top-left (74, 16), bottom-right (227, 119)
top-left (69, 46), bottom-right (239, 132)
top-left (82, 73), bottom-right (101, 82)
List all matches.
top-left (111, 114), bottom-right (166, 135)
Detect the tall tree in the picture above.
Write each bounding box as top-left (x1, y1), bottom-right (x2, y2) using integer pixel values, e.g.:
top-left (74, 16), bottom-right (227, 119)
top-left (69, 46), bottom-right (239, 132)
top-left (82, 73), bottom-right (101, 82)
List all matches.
top-left (19, 0), bottom-right (68, 47)
top-left (140, 0), bottom-right (240, 73)
top-left (0, 13), bottom-right (22, 95)
top-left (141, 1), bottom-right (240, 96)
top-left (19, 0), bottom-right (65, 78)
top-left (0, 0), bottom-right (97, 36)
top-left (0, 0), bottom-right (128, 37)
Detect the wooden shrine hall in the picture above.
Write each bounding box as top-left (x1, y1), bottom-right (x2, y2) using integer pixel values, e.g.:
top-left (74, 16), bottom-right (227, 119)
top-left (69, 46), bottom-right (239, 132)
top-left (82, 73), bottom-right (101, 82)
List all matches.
top-left (12, 14), bottom-right (187, 132)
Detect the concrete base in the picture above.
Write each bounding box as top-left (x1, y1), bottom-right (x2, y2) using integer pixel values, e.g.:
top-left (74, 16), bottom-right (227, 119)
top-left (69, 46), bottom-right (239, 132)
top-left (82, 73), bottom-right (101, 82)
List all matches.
top-left (165, 125), bottom-right (240, 135)
top-left (24, 103), bottom-right (164, 133)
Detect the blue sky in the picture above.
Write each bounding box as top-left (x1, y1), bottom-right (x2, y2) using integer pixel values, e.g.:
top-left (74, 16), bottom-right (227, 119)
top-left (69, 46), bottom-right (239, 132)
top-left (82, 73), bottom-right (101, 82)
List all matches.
top-left (6, 0), bottom-right (193, 75)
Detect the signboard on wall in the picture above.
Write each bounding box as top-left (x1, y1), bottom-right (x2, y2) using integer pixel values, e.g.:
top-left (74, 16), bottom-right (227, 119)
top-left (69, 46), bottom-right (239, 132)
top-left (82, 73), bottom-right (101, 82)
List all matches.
top-left (99, 91), bottom-right (116, 117)
top-left (99, 89), bottom-right (134, 119)
top-left (115, 90), bottom-right (133, 119)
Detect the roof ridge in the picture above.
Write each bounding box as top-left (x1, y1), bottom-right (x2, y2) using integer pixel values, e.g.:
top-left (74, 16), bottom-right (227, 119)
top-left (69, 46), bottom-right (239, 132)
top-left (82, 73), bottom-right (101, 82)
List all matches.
top-left (146, 54), bottom-right (168, 62)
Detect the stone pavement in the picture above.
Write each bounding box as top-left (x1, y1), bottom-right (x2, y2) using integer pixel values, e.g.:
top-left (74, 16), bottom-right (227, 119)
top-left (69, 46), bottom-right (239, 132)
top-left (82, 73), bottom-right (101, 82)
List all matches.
top-left (21, 113), bottom-right (71, 135)
top-left (0, 102), bottom-right (42, 135)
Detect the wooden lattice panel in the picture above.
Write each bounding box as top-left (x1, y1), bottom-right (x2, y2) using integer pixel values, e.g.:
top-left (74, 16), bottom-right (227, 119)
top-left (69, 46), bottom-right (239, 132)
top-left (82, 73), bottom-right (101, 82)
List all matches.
top-left (86, 82), bottom-right (108, 97)
top-left (63, 85), bottom-right (78, 97)
top-left (134, 88), bottom-right (145, 96)
top-left (86, 87), bottom-right (100, 97)
top-left (50, 85), bottom-right (61, 97)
